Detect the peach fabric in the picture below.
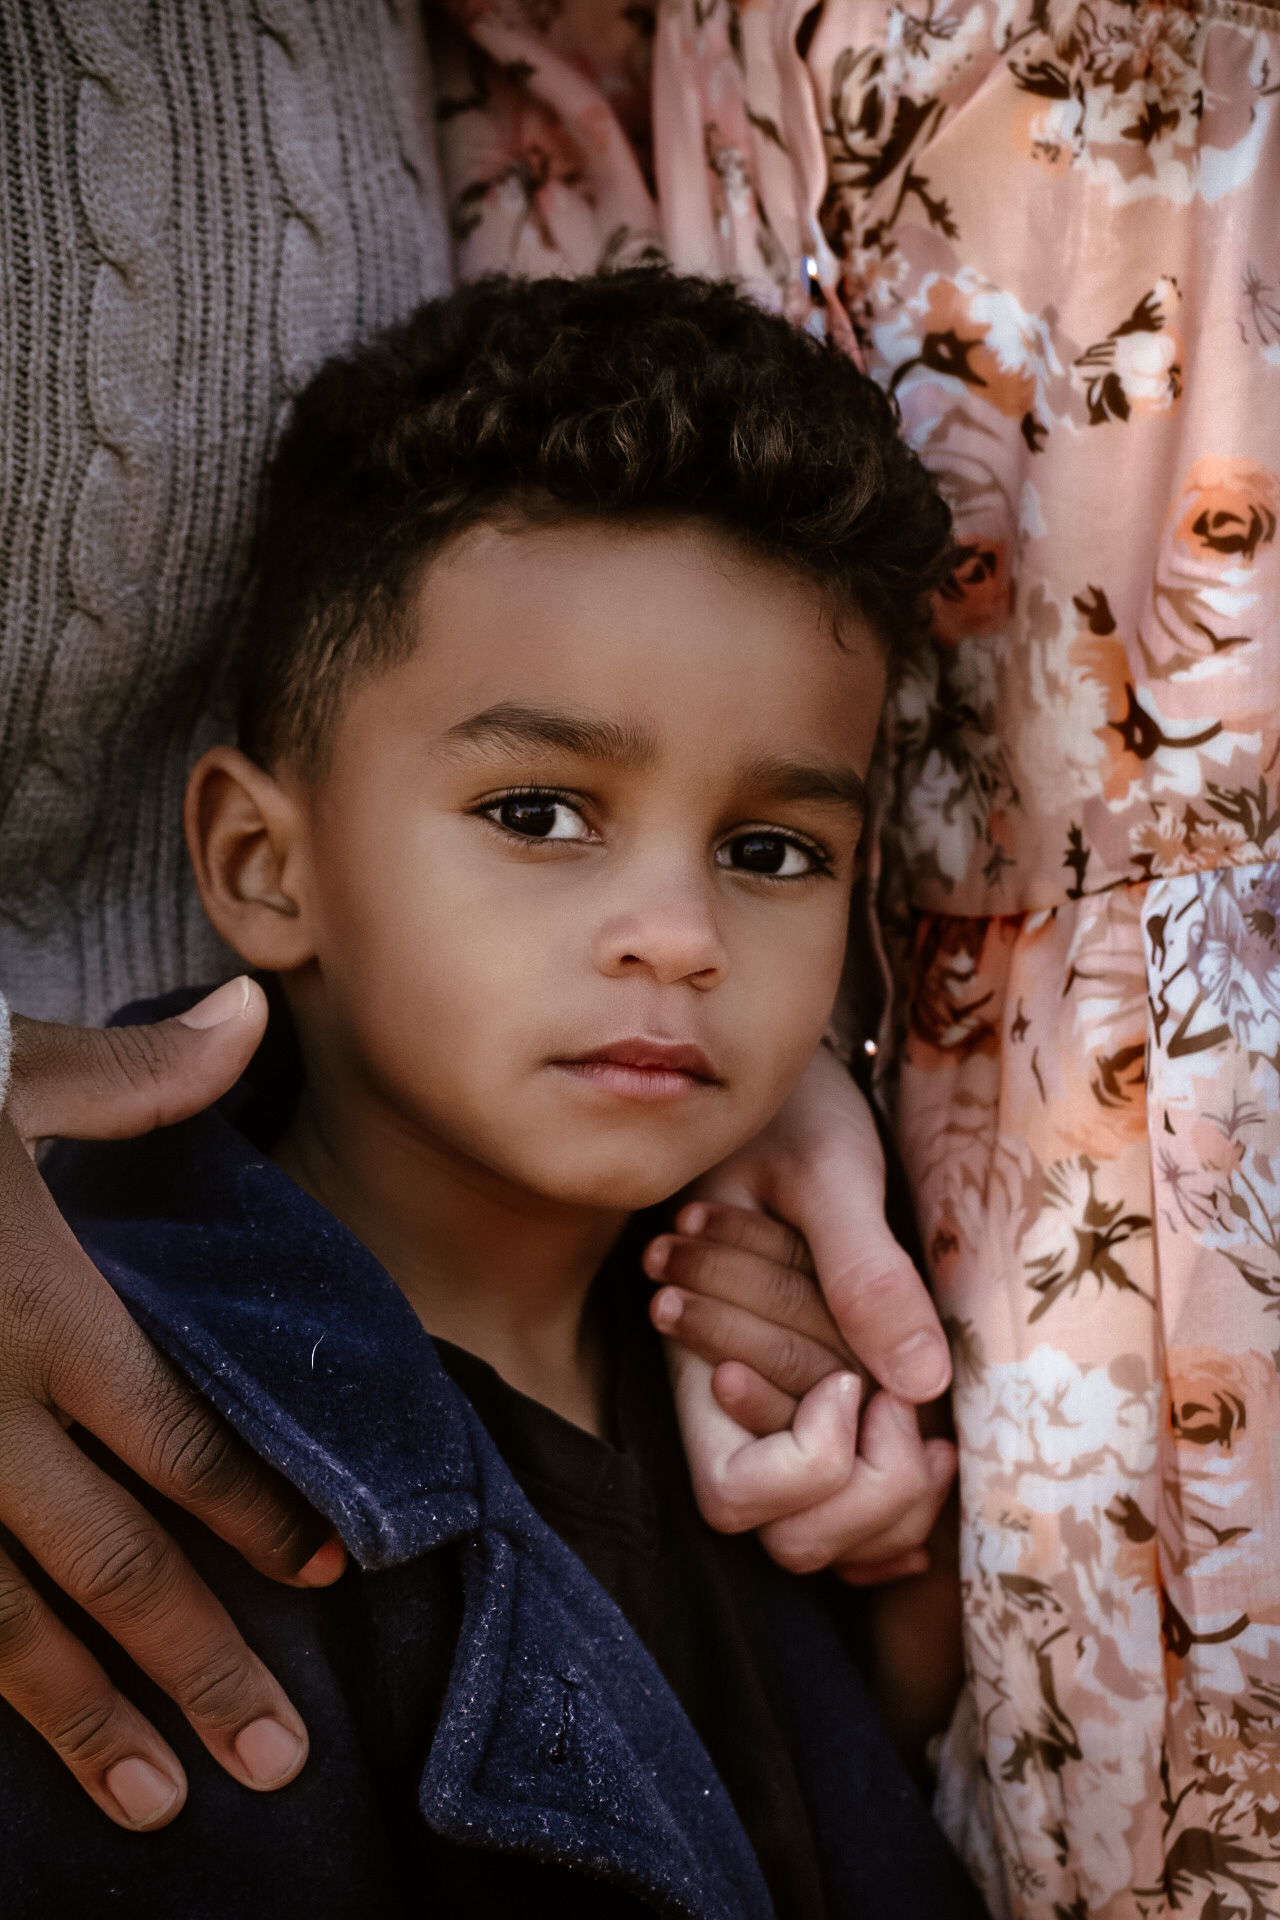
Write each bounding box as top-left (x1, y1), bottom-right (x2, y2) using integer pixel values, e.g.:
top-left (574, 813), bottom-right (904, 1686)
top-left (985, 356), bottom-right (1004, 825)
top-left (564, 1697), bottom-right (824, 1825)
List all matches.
top-left (431, 4), bottom-right (1280, 1913)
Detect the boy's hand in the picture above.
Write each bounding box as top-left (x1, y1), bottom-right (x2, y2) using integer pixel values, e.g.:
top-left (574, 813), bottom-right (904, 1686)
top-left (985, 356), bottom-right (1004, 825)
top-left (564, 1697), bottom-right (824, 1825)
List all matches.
top-left (643, 1043), bottom-right (957, 1584)
top-left (0, 981), bottom-right (346, 1831)
top-left (647, 1204), bottom-right (956, 1581)
top-left (684, 1043), bottom-right (952, 1403)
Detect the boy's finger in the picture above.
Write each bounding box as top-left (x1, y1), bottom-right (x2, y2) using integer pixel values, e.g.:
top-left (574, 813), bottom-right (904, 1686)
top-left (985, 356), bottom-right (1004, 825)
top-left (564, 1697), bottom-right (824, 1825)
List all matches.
top-left (650, 1286), bottom-right (847, 1398)
top-left (672, 1202), bottom-right (815, 1276)
top-left (0, 1542), bottom-right (188, 1829)
top-left (6, 979), bottom-right (268, 1145)
top-left (756, 1394), bottom-right (947, 1574)
top-left (644, 1230), bottom-right (852, 1360)
top-left (834, 1436), bottom-right (956, 1572)
top-left (817, 1447), bottom-right (952, 1576)
top-left (710, 1360), bottom-right (797, 1436)
top-left (0, 1407), bottom-right (309, 1795)
top-left (670, 1353), bottom-right (861, 1535)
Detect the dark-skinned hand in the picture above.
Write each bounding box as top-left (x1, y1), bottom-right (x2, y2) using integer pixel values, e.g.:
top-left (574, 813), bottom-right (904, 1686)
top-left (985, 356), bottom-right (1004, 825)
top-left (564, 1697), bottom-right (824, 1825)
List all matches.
top-left (0, 978), bottom-right (345, 1831)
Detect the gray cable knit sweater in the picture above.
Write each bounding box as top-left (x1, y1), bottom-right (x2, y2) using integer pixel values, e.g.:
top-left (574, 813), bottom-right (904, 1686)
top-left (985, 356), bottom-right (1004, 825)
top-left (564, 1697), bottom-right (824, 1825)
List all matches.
top-left (0, 0), bottom-right (452, 1022)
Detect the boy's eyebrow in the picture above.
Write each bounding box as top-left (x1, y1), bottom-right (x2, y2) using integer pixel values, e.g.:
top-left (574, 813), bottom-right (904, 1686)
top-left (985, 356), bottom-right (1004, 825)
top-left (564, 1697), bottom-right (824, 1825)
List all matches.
top-left (439, 702), bottom-right (659, 768)
top-left (743, 755), bottom-right (869, 818)
top-left (440, 706), bottom-right (867, 814)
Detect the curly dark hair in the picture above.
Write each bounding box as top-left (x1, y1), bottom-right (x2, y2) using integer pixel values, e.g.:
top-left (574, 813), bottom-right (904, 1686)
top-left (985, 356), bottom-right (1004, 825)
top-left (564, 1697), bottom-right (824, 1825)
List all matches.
top-left (238, 269), bottom-right (952, 771)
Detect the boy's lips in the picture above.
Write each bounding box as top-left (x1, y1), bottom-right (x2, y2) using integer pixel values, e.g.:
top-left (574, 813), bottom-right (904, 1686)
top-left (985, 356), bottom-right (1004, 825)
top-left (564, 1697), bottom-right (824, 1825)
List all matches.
top-left (553, 1038), bottom-right (721, 1102)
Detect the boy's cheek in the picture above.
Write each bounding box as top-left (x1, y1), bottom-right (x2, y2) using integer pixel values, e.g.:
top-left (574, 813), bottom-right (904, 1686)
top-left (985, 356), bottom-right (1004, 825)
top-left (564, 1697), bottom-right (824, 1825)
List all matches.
top-left (311, 863), bottom-right (844, 1199)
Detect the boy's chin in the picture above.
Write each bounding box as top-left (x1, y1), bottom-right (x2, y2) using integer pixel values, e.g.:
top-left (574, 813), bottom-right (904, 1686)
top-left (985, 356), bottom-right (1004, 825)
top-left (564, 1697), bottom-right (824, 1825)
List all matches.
top-left (515, 1149), bottom-right (721, 1216)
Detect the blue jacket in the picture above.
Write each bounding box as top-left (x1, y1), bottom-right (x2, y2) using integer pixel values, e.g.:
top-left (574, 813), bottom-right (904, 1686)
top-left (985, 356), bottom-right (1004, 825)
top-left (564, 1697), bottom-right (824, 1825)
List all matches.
top-left (4, 995), bottom-right (985, 1919)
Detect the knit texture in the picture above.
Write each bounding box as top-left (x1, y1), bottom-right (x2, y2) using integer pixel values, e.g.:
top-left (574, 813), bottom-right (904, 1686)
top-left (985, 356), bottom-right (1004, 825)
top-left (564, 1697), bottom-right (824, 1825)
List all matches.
top-left (0, 0), bottom-right (452, 1021)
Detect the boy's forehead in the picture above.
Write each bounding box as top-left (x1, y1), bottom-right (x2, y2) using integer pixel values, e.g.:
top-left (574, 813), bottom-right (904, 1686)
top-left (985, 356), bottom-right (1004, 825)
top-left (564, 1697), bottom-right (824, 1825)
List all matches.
top-left (404, 518), bottom-right (883, 764)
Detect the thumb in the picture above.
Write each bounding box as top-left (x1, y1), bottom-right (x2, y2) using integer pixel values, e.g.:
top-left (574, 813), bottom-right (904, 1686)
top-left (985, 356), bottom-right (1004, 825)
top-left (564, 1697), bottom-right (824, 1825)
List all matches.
top-left (712, 1045), bottom-right (952, 1404)
top-left (802, 1194), bottom-right (952, 1403)
top-left (6, 978), bottom-right (269, 1143)
top-left (770, 1111), bottom-right (952, 1404)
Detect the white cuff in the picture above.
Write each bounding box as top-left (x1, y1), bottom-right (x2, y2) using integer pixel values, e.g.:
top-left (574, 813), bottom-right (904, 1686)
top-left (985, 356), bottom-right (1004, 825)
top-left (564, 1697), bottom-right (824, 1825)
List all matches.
top-left (0, 990), bottom-right (11, 1113)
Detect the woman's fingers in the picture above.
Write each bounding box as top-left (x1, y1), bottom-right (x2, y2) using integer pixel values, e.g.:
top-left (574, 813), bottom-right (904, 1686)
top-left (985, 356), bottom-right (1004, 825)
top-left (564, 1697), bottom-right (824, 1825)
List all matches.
top-left (6, 979), bottom-right (268, 1144)
top-left (0, 1540), bottom-right (190, 1829)
top-left (668, 1341), bottom-right (955, 1581)
top-left (668, 1318), bottom-right (957, 1582)
top-left (829, 1438), bottom-right (957, 1582)
top-left (801, 1210), bottom-right (950, 1406)
top-left (651, 1187), bottom-right (955, 1578)
top-left (0, 1404), bottom-right (309, 1802)
top-left (0, 1068), bottom-right (345, 1819)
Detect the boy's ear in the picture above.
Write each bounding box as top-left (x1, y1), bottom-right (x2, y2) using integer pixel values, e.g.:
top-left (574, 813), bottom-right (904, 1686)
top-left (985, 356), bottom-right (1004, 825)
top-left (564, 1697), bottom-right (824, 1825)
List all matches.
top-left (185, 747), bottom-right (316, 972)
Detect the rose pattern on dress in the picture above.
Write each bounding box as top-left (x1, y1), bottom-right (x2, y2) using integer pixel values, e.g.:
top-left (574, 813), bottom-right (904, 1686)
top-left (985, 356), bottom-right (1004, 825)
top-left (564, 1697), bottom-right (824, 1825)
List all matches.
top-left (1071, 280), bottom-right (1183, 427)
top-left (1141, 457), bottom-right (1280, 676)
top-left (903, 868), bottom-right (1280, 1915)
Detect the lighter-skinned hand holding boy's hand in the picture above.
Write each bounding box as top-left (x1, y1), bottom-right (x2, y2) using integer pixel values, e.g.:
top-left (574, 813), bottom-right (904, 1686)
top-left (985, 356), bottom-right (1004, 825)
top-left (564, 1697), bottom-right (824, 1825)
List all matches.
top-left (668, 1355), bottom-right (865, 1533)
top-left (0, 980), bottom-right (346, 1831)
top-left (649, 1223), bottom-right (955, 1580)
top-left (645, 1045), bottom-right (957, 1581)
top-left (676, 1044), bottom-right (952, 1403)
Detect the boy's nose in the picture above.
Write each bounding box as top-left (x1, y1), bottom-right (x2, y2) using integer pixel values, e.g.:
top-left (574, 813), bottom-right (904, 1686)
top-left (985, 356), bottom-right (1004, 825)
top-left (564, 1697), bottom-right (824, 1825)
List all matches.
top-left (593, 880), bottom-right (729, 990)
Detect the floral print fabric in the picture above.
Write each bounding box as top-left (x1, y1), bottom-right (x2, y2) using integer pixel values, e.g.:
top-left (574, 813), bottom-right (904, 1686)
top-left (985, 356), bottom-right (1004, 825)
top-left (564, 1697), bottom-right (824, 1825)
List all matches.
top-left (429, 4), bottom-right (1280, 1912)
top-left (826, 2), bottom-right (1280, 1911)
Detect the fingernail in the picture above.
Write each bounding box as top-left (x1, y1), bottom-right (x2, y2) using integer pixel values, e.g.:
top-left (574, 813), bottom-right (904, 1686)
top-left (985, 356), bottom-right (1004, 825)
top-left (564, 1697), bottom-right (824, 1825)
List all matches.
top-left (643, 1240), bottom-right (670, 1279)
top-left (176, 977), bottom-right (251, 1030)
top-left (233, 1717), bottom-right (304, 1787)
top-left (679, 1203), bottom-right (708, 1235)
top-left (650, 1288), bottom-right (682, 1331)
top-left (296, 1536), bottom-right (347, 1586)
top-left (885, 1331), bottom-right (951, 1400)
top-left (105, 1756), bottom-right (181, 1826)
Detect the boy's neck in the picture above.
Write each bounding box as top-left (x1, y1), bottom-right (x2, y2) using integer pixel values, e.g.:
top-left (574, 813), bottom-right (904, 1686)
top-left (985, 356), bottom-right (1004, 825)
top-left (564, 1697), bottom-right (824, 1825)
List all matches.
top-left (271, 1076), bottom-right (628, 1437)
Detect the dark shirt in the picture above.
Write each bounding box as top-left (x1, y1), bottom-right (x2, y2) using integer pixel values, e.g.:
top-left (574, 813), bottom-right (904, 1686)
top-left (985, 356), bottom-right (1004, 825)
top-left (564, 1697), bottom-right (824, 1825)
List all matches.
top-left (434, 1266), bottom-right (828, 1920)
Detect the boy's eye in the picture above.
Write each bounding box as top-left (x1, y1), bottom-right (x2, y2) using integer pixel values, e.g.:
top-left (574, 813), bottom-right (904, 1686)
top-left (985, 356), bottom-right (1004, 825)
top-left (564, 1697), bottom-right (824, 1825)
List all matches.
top-left (488, 795), bottom-right (592, 841)
top-left (716, 832), bottom-right (822, 878)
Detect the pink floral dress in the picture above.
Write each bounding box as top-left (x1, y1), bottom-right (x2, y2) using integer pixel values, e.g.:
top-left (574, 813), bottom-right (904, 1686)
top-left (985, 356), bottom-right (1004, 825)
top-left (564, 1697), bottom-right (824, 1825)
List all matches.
top-left (432, 4), bottom-right (1280, 1913)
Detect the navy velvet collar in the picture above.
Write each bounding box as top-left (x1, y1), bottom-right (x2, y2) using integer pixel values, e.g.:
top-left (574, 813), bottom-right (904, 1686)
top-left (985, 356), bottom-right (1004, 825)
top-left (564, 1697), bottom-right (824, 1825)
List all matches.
top-left (52, 1079), bottom-right (517, 1570)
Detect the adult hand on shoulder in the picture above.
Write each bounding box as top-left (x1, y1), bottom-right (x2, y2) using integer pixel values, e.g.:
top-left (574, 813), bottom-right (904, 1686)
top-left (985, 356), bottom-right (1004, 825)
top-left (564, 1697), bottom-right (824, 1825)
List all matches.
top-left (646, 1043), bottom-right (956, 1582)
top-left (0, 979), bottom-right (346, 1831)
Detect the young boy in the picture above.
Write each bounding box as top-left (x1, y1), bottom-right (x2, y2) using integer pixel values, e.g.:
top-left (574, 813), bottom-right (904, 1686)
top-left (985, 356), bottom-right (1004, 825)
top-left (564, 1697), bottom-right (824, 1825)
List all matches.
top-left (4, 271), bottom-right (980, 1917)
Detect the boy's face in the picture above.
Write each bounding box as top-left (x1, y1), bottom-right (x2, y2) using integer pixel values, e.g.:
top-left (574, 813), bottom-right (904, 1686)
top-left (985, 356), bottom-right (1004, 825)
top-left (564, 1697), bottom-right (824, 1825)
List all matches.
top-left (195, 520), bottom-right (886, 1211)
